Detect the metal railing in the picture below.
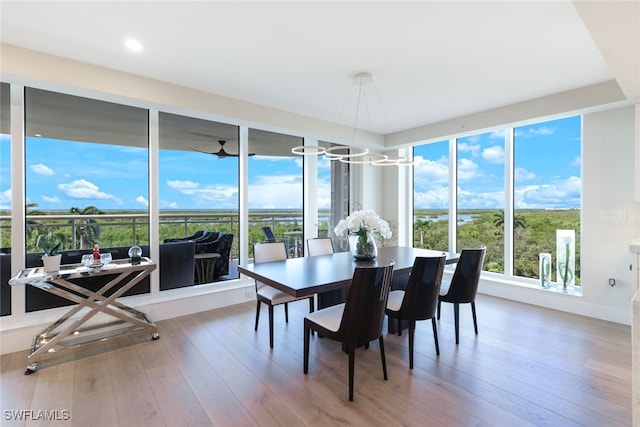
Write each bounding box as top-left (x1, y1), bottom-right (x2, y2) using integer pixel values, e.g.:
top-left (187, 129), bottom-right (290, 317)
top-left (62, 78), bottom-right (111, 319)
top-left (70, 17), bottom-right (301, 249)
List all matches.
top-left (0, 212), bottom-right (330, 258)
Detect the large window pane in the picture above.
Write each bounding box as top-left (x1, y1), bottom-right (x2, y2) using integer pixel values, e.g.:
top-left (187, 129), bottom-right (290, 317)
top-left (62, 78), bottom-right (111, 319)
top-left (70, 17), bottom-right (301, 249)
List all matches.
top-left (159, 113), bottom-right (239, 285)
top-left (514, 116), bottom-right (581, 285)
top-left (1, 82), bottom-right (11, 316)
top-left (24, 88), bottom-right (149, 311)
top-left (317, 141), bottom-right (350, 252)
top-left (413, 140), bottom-right (449, 250)
top-left (456, 131), bottom-right (505, 272)
top-left (248, 129), bottom-right (303, 259)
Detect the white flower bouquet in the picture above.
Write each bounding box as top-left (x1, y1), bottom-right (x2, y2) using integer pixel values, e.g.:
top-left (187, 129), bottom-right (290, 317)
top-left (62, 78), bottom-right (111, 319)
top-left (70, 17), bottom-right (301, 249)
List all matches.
top-left (334, 209), bottom-right (392, 241)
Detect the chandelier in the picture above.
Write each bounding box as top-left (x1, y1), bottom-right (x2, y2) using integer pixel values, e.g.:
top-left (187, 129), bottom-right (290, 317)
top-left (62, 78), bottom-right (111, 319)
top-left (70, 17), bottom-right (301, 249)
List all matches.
top-left (292, 72), bottom-right (412, 166)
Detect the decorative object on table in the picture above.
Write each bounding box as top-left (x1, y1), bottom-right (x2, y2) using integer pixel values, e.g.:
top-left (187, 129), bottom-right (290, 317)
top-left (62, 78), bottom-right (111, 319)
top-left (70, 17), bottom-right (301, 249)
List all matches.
top-left (539, 253), bottom-right (552, 288)
top-left (556, 229), bottom-right (575, 292)
top-left (93, 243), bottom-right (100, 261)
top-left (35, 230), bottom-right (63, 273)
top-left (334, 209), bottom-right (391, 260)
top-left (128, 245), bottom-right (143, 265)
top-left (100, 252), bottom-right (112, 266)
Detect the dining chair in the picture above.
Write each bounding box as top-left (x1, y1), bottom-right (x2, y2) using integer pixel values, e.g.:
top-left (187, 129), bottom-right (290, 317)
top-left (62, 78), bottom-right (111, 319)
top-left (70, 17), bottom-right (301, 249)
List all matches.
top-left (261, 226), bottom-right (277, 243)
top-left (304, 262), bottom-right (394, 401)
top-left (437, 246), bottom-right (486, 344)
top-left (253, 242), bottom-right (315, 348)
top-left (385, 256), bottom-right (446, 368)
top-left (306, 237), bottom-right (334, 256)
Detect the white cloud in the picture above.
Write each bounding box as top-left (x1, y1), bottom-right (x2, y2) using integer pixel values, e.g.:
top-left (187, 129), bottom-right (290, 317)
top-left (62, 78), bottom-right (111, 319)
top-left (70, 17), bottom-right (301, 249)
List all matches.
top-left (514, 167), bottom-right (536, 182)
top-left (413, 186), bottom-right (449, 209)
top-left (515, 125), bottom-right (555, 139)
top-left (57, 179), bottom-right (115, 200)
top-left (160, 200), bottom-right (179, 209)
top-left (515, 176), bottom-right (581, 209)
top-left (457, 142), bottom-right (481, 157)
top-left (135, 196), bottom-right (148, 207)
top-left (490, 130), bottom-right (505, 139)
top-left (41, 195), bottom-right (61, 203)
top-left (570, 155), bottom-right (581, 167)
top-left (167, 180), bottom-right (199, 190)
top-left (413, 155), bottom-right (448, 185)
top-left (255, 174), bottom-right (302, 185)
top-left (30, 163), bottom-right (55, 176)
top-left (457, 158), bottom-right (481, 181)
top-left (482, 145), bottom-right (504, 164)
top-left (0, 188), bottom-right (11, 209)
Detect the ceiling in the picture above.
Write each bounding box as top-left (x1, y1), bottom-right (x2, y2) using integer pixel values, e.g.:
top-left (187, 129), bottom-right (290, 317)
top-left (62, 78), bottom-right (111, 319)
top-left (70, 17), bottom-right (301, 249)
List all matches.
top-left (0, 1), bottom-right (637, 139)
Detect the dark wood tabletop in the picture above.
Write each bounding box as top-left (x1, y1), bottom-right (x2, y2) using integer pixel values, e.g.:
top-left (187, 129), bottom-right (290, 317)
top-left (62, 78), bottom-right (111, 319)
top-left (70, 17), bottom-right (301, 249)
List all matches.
top-left (238, 246), bottom-right (458, 298)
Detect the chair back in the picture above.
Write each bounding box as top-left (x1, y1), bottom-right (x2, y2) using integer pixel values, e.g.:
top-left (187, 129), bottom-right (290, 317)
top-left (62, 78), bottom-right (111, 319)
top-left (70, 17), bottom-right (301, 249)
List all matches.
top-left (254, 241), bottom-right (287, 263)
top-left (338, 262), bottom-right (394, 346)
top-left (401, 256), bottom-right (446, 321)
top-left (306, 238), bottom-right (334, 256)
top-left (253, 242), bottom-right (288, 290)
top-left (262, 227), bottom-right (277, 243)
top-left (444, 247), bottom-right (486, 303)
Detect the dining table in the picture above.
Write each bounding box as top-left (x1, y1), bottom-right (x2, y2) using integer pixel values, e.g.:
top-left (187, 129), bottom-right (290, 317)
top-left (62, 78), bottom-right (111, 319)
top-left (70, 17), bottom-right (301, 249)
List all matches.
top-left (238, 246), bottom-right (459, 310)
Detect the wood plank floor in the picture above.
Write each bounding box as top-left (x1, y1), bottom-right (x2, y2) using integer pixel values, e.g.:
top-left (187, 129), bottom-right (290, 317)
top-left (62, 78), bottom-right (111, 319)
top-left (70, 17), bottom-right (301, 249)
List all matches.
top-left (0, 294), bottom-right (631, 426)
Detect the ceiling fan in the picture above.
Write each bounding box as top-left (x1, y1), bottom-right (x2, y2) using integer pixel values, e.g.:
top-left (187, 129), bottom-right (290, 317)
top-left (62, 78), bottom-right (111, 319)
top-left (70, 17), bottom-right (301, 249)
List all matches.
top-left (190, 140), bottom-right (254, 158)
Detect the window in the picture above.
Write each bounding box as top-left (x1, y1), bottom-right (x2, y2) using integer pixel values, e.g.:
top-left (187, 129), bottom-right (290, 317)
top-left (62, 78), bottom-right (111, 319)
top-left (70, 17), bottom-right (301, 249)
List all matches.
top-left (317, 141), bottom-right (350, 252)
top-left (248, 129), bottom-right (303, 259)
top-left (1, 82), bottom-right (11, 316)
top-left (24, 88), bottom-right (149, 311)
top-left (513, 116), bottom-right (581, 285)
top-left (413, 140), bottom-right (449, 250)
top-left (413, 115), bottom-right (581, 289)
top-left (159, 113), bottom-right (240, 284)
top-left (457, 132), bottom-right (505, 273)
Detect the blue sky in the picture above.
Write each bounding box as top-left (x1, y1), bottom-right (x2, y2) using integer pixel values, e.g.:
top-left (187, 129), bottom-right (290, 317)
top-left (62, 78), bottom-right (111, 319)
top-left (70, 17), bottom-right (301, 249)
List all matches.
top-left (1, 115), bottom-right (579, 211)
top-left (0, 135), bottom-right (334, 211)
top-left (413, 115), bottom-right (581, 210)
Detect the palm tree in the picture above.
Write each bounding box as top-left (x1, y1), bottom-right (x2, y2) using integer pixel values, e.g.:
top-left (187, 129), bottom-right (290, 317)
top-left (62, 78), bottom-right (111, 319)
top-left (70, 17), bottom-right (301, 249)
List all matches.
top-left (69, 206), bottom-right (103, 249)
top-left (493, 210), bottom-right (526, 229)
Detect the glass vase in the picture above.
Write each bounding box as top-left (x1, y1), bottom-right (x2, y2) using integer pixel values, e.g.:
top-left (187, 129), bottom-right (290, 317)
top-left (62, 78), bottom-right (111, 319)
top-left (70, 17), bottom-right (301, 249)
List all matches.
top-left (350, 232), bottom-right (377, 260)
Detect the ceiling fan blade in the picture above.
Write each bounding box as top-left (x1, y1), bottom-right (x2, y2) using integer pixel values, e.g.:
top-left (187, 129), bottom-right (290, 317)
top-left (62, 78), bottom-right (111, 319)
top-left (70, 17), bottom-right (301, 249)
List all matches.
top-left (189, 147), bottom-right (215, 155)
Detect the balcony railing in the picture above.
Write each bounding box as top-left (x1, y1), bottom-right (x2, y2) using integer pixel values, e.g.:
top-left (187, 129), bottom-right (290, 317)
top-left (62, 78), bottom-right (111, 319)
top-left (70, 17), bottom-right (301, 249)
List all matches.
top-left (0, 211), bottom-right (331, 260)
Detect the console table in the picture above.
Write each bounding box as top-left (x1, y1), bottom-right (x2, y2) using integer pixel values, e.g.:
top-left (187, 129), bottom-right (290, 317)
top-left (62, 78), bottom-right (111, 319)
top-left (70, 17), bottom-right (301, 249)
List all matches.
top-left (9, 258), bottom-right (158, 374)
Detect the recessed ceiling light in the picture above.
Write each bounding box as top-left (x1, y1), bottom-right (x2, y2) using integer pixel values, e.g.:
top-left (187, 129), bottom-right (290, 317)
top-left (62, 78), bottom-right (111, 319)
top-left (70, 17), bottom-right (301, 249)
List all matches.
top-left (34, 133), bottom-right (42, 137)
top-left (125, 38), bottom-right (143, 52)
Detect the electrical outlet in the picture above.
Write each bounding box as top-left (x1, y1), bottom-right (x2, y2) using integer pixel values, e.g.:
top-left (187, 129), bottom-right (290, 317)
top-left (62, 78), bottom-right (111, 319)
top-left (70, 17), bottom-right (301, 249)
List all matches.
top-left (244, 291), bottom-right (253, 298)
top-left (608, 278), bottom-right (616, 287)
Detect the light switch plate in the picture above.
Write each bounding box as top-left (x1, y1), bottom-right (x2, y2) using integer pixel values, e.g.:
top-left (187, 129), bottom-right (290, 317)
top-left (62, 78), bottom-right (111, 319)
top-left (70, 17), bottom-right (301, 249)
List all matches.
top-left (599, 210), bottom-right (626, 221)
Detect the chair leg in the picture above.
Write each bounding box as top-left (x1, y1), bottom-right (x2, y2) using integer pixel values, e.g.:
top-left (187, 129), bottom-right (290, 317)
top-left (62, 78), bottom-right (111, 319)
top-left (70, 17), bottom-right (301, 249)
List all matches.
top-left (408, 321), bottom-right (415, 369)
top-left (254, 300), bottom-right (261, 331)
top-left (304, 324), bottom-right (310, 374)
top-left (437, 300), bottom-right (441, 319)
top-left (308, 297), bottom-right (315, 336)
top-left (454, 303), bottom-right (460, 344)
top-left (268, 304), bottom-right (274, 348)
top-left (471, 301), bottom-right (478, 335)
top-left (348, 344), bottom-right (355, 401)
top-left (431, 317), bottom-right (440, 356)
top-left (284, 302), bottom-right (289, 323)
top-left (379, 336), bottom-right (388, 380)
top-left (398, 314), bottom-right (403, 336)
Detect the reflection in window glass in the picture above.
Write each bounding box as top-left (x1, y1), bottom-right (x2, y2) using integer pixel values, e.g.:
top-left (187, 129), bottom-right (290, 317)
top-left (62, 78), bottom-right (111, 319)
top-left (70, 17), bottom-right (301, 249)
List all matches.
top-left (318, 141), bottom-right (350, 252)
top-left (413, 140), bottom-right (449, 250)
top-left (248, 129), bottom-right (303, 259)
top-left (159, 112), bottom-right (240, 284)
top-left (1, 82), bottom-right (11, 316)
top-left (514, 116), bottom-right (581, 284)
top-left (456, 131), bottom-right (504, 272)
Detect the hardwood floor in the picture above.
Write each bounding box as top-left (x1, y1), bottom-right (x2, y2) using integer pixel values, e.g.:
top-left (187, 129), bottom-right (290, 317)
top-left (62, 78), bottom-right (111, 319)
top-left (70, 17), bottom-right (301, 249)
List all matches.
top-left (0, 294), bottom-right (631, 426)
